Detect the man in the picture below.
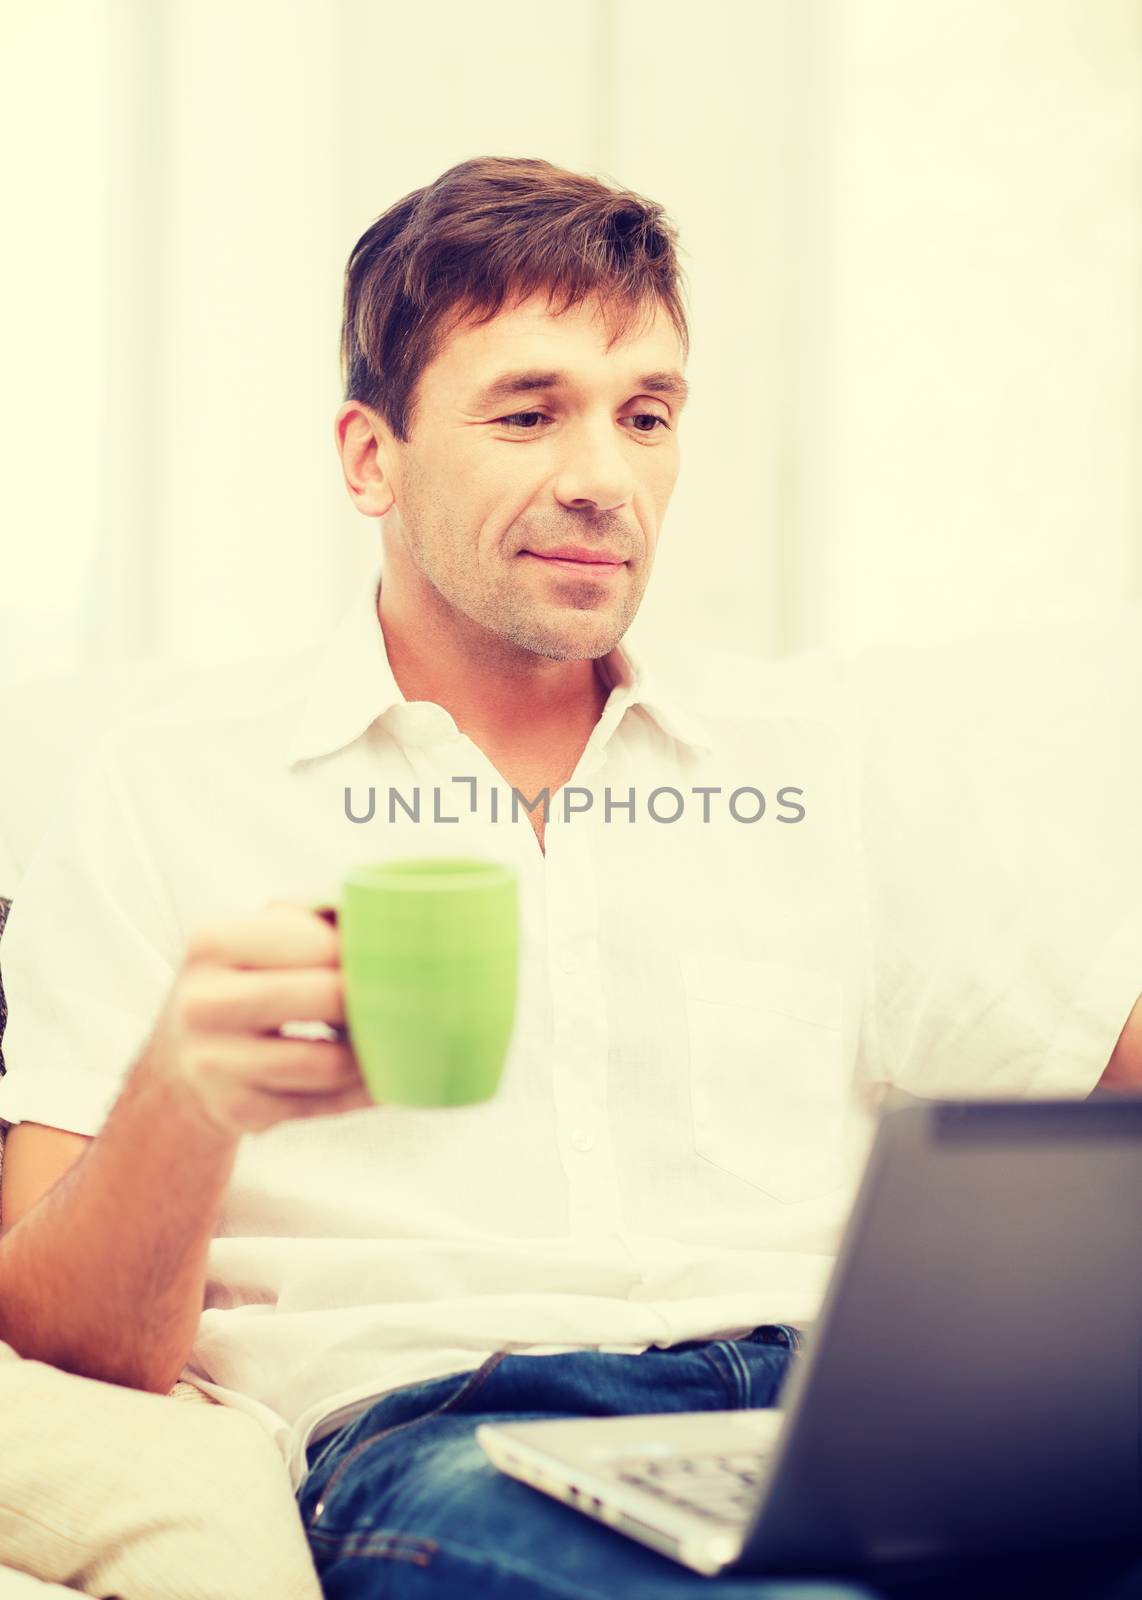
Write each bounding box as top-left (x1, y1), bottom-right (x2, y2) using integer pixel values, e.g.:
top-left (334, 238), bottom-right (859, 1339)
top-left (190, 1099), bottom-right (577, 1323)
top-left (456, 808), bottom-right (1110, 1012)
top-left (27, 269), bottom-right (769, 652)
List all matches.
top-left (1, 155), bottom-right (1140, 1600)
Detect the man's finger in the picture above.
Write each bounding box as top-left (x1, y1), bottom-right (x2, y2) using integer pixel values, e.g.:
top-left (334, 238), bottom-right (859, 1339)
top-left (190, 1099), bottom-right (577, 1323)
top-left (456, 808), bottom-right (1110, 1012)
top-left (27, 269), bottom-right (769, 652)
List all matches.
top-left (189, 1034), bottom-right (361, 1093)
top-left (273, 1081), bottom-right (376, 1118)
top-left (181, 969), bottom-right (346, 1032)
top-left (185, 906), bottom-right (340, 970)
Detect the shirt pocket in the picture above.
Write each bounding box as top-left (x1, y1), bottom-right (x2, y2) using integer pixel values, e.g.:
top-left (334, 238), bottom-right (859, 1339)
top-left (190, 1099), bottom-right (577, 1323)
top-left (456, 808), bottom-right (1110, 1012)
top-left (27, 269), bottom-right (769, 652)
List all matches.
top-left (679, 951), bottom-right (851, 1205)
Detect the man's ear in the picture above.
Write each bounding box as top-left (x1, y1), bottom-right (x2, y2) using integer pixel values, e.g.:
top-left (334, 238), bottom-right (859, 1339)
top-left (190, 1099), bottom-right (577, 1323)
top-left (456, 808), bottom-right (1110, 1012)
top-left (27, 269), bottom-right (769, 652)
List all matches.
top-left (334, 401), bottom-right (397, 519)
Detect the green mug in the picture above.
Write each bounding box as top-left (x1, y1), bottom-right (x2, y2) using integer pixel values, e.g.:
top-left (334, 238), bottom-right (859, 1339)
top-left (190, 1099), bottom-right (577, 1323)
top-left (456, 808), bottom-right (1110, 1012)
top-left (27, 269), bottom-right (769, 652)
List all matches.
top-left (314, 857), bottom-right (519, 1107)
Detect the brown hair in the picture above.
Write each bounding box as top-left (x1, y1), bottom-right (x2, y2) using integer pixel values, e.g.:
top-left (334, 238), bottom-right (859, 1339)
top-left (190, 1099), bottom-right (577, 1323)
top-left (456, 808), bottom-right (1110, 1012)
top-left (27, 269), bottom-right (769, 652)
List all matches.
top-left (340, 155), bottom-right (690, 443)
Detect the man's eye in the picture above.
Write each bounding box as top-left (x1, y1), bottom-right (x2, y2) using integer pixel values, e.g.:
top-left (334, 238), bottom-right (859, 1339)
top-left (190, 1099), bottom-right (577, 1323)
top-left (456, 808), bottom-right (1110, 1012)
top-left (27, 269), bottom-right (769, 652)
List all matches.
top-left (500, 411), bottom-right (550, 430)
top-left (498, 412), bottom-right (670, 432)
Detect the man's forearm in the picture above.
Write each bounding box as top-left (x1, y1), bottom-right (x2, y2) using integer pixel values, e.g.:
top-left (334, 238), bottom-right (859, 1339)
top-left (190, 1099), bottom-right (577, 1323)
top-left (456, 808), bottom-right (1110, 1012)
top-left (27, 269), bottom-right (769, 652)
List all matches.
top-left (0, 1038), bottom-right (240, 1393)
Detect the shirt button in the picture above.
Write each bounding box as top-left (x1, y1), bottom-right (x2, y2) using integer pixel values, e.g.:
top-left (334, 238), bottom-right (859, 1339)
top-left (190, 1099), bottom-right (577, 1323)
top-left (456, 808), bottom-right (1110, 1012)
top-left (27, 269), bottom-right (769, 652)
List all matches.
top-left (571, 1129), bottom-right (594, 1153)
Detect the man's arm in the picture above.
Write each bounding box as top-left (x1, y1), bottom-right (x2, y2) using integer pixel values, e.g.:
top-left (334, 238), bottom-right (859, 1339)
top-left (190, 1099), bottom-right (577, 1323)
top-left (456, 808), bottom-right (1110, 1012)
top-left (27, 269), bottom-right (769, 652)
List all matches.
top-left (0, 1023), bottom-right (240, 1394)
top-left (1, 1124), bottom-right (93, 1230)
top-left (1097, 991), bottom-right (1142, 1090)
top-left (0, 903), bottom-right (368, 1395)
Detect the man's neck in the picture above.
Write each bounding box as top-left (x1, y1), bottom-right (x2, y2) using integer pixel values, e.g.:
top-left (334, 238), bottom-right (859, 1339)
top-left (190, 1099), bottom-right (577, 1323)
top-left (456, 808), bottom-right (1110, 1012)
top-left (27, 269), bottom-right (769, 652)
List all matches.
top-left (378, 581), bottom-right (612, 752)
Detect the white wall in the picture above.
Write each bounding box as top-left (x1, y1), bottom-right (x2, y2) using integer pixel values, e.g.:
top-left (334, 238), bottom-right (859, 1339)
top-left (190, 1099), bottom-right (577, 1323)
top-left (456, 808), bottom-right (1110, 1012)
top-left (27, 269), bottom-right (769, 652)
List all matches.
top-left (1, 0), bottom-right (106, 677)
top-left (796, 0), bottom-right (1142, 650)
top-left (1, 0), bottom-right (1139, 685)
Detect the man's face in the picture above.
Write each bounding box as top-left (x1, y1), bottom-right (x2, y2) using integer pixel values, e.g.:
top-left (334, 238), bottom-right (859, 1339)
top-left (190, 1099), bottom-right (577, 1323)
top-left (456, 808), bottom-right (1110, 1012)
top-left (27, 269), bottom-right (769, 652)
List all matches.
top-left (363, 290), bottom-right (688, 662)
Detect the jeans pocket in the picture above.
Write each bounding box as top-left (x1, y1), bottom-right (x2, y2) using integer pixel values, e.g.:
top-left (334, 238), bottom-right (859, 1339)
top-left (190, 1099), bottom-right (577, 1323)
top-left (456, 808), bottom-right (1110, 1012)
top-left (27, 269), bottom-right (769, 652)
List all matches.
top-left (681, 951), bottom-right (850, 1204)
top-left (308, 1352), bottom-right (509, 1533)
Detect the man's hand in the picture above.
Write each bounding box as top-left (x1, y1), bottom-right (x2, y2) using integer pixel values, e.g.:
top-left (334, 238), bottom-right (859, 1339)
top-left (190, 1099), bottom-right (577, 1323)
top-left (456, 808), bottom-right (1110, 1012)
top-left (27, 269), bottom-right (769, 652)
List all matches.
top-left (1097, 991), bottom-right (1142, 1091)
top-left (147, 901), bottom-right (374, 1140)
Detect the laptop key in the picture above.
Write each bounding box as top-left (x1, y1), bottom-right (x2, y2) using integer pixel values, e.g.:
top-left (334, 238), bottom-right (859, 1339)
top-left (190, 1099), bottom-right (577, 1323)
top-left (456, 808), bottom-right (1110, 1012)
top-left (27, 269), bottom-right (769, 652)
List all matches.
top-left (608, 1446), bottom-right (772, 1534)
top-left (673, 1503), bottom-right (745, 1526)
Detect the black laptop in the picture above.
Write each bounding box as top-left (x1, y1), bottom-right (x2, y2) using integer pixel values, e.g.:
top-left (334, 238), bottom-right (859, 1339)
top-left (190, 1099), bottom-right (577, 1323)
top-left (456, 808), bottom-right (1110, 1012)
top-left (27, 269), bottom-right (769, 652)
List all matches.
top-left (478, 1098), bottom-right (1142, 1582)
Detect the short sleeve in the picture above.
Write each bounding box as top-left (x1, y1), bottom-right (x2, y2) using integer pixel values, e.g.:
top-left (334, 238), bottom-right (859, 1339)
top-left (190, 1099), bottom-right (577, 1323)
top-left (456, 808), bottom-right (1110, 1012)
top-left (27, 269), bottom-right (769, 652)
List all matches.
top-left (0, 725), bottom-right (183, 1135)
top-left (839, 611), bottom-right (1142, 1102)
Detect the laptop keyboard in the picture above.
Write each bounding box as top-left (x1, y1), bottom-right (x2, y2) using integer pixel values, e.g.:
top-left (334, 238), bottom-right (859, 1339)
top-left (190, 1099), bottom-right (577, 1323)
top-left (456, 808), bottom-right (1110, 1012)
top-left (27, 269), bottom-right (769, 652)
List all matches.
top-left (607, 1449), bottom-right (771, 1527)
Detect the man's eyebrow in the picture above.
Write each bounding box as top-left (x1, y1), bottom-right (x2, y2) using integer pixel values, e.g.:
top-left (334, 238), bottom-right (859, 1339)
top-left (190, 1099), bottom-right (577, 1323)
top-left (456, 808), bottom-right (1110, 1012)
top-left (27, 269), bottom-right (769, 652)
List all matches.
top-left (469, 368), bottom-right (691, 411)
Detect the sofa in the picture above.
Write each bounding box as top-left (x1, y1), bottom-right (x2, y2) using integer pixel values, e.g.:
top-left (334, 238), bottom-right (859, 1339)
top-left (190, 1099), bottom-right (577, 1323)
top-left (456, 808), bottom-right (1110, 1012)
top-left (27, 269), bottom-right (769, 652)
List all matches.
top-left (0, 668), bottom-right (325, 1598)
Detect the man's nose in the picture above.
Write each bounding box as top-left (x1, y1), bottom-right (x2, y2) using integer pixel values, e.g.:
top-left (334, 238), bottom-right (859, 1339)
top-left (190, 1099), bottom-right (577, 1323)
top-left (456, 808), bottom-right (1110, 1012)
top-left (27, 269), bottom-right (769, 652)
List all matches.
top-left (552, 420), bottom-right (637, 513)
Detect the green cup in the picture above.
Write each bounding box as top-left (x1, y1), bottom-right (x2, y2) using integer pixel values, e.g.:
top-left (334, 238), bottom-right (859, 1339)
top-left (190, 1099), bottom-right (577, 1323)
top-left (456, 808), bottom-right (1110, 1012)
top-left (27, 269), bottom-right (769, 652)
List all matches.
top-left (326, 857), bottom-right (519, 1108)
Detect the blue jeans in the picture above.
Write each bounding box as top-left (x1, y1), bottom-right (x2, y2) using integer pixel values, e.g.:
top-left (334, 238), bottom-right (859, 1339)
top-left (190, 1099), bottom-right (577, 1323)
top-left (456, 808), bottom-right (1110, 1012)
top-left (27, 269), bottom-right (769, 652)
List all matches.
top-left (295, 1327), bottom-right (1142, 1599)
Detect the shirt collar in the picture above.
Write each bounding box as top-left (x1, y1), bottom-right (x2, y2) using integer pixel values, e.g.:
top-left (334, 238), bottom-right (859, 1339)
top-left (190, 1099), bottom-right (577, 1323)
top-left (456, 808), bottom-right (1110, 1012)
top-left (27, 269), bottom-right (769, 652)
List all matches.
top-left (286, 564), bottom-right (713, 768)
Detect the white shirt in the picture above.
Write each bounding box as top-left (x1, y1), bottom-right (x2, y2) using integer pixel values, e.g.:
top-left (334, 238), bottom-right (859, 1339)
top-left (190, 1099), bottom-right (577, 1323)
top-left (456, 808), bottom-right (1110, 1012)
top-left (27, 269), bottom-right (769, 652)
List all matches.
top-left (1, 567), bottom-right (1138, 1493)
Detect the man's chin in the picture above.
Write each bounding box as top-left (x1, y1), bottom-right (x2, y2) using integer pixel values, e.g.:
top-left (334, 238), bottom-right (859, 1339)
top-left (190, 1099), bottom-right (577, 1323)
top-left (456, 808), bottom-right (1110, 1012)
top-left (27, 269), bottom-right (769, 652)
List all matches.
top-left (512, 621), bottom-right (627, 663)
top-left (485, 588), bottom-right (638, 661)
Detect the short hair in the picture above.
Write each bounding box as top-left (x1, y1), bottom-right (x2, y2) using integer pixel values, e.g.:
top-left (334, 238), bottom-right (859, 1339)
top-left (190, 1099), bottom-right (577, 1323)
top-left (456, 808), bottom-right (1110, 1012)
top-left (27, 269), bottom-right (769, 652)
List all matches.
top-left (340, 155), bottom-right (690, 443)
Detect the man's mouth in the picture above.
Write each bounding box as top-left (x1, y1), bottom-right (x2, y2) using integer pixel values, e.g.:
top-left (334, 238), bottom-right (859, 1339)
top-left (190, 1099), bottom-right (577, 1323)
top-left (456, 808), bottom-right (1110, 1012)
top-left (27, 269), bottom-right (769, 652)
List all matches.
top-left (521, 547), bottom-right (627, 575)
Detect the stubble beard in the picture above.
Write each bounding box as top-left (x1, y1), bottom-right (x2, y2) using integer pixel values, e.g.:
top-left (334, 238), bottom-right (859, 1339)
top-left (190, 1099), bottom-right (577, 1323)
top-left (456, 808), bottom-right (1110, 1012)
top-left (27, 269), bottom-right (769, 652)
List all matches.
top-left (409, 526), bottom-right (646, 663)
